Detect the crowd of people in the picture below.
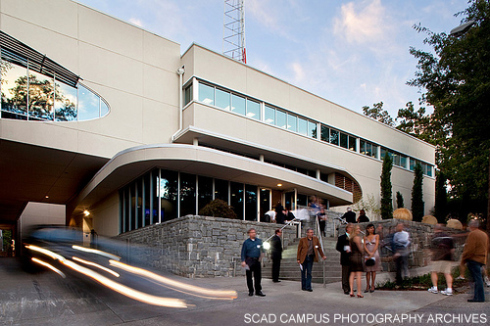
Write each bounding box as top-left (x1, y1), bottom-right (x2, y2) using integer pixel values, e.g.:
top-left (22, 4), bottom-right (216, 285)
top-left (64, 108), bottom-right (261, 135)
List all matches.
top-left (241, 214), bottom-right (489, 303)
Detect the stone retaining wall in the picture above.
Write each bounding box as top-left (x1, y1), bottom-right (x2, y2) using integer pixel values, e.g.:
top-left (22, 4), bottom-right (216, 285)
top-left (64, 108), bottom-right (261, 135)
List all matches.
top-left (115, 215), bottom-right (297, 278)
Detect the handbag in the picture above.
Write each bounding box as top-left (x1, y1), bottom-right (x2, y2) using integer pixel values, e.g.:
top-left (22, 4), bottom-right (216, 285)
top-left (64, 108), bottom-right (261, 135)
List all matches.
top-left (365, 257), bottom-right (376, 266)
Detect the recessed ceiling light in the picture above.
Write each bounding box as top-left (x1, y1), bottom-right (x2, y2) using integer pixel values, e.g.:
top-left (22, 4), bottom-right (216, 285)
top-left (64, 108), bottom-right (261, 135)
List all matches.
top-left (277, 183), bottom-right (282, 187)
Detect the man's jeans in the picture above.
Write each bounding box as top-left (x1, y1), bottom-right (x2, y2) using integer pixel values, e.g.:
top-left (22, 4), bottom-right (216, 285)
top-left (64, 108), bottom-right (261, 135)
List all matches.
top-left (467, 260), bottom-right (485, 302)
top-left (301, 255), bottom-right (314, 290)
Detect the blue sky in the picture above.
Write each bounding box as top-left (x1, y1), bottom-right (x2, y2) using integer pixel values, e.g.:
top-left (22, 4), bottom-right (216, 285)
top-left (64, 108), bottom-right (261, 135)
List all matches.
top-left (75, 0), bottom-right (470, 119)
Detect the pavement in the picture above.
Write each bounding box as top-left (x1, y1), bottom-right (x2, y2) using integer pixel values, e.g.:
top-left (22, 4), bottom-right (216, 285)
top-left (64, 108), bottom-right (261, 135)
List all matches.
top-left (0, 258), bottom-right (488, 326)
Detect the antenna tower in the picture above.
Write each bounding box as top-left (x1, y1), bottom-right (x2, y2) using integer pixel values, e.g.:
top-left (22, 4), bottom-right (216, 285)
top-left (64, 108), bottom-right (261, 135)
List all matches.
top-left (223, 0), bottom-right (246, 64)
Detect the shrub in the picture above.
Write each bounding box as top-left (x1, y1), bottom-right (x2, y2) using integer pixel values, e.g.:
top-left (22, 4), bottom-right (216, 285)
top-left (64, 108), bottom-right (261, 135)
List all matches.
top-left (198, 199), bottom-right (238, 219)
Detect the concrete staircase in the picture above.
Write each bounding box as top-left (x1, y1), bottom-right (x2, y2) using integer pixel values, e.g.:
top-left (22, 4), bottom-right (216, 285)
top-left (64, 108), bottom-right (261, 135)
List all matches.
top-left (262, 237), bottom-right (342, 284)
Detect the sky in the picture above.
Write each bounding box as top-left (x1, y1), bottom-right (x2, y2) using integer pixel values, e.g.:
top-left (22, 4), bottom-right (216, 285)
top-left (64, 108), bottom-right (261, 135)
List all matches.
top-left (75, 0), bottom-right (470, 119)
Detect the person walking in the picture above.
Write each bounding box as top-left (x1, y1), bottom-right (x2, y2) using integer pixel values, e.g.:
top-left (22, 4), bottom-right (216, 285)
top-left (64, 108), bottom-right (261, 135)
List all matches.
top-left (363, 223), bottom-right (380, 293)
top-left (427, 224), bottom-right (455, 296)
top-left (349, 225), bottom-right (364, 298)
top-left (392, 223), bottom-right (410, 285)
top-left (342, 207), bottom-right (357, 223)
top-left (297, 228), bottom-right (326, 292)
top-left (461, 219), bottom-right (489, 302)
top-left (241, 228), bottom-right (266, 297)
top-left (336, 223), bottom-right (353, 294)
top-left (270, 229), bottom-right (283, 283)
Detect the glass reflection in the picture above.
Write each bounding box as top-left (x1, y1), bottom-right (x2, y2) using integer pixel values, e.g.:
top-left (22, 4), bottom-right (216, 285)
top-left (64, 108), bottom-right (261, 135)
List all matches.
top-left (231, 94), bottom-right (245, 115)
top-left (216, 88), bottom-right (230, 110)
top-left (246, 99), bottom-right (260, 119)
top-left (264, 106), bottom-right (275, 125)
top-left (55, 81), bottom-right (77, 121)
top-left (1, 62), bottom-right (28, 119)
top-left (28, 70), bottom-right (54, 121)
top-left (78, 85), bottom-right (100, 121)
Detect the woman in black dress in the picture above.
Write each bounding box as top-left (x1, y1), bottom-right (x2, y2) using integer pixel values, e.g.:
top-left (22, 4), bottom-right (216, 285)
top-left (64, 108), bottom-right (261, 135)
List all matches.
top-left (349, 225), bottom-right (365, 298)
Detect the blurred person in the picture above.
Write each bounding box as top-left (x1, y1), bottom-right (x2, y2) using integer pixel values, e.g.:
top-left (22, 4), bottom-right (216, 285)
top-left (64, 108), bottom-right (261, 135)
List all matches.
top-left (270, 229), bottom-right (283, 283)
top-left (427, 224), bottom-right (455, 296)
top-left (336, 223), bottom-right (353, 294)
top-left (461, 219), bottom-right (489, 302)
top-left (241, 228), bottom-right (266, 297)
top-left (392, 223), bottom-right (410, 285)
top-left (297, 228), bottom-right (326, 292)
top-left (275, 202), bottom-right (286, 224)
top-left (363, 223), bottom-right (380, 293)
top-left (349, 225), bottom-right (364, 298)
top-left (357, 209), bottom-right (370, 223)
top-left (342, 207), bottom-right (357, 223)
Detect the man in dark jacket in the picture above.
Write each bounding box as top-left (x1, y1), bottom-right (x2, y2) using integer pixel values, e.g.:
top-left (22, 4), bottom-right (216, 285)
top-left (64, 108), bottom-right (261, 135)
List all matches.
top-left (336, 223), bottom-right (353, 294)
top-left (341, 207), bottom-right (356, 223)
top-left (270, 229), bottom-right (283, 283)
top-left (241, 228), bottom-right (265, 297)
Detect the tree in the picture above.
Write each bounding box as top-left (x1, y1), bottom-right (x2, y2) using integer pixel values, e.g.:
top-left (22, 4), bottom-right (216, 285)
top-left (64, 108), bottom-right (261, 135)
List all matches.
top-left (396, 191), bottom-right (404, 209)
top-left (412, 163), bottom-right (425, 222)
top-left (434, 171), bottom-right (448, 222)
top-left (396, 101), bottom-right (432, 143)
top-left (380, 153), bottom-right (393, 219)
top-left (409, 0), bottom-right (490, 227)
top-left (362, 102), bottom-right (395, 127)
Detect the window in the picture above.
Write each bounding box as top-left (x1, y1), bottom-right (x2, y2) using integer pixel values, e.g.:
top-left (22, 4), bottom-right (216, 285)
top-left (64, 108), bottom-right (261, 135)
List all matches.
top-left (245, 185), bottom-right (257, 221)
top-left (298, 117), bottom-right (307, 135)
top-left (348, 136), bottom-right (357, 151)
top-left (214, 179), bottom-right (229, 202)
top-left (198, 176), bottom-right (213, 213)
top-left (180, 173), bottom-right (196, 217)
top-left (246, 99), bottom-right (260, 119)
top-left (264, 105), bottom-right (275, 125)
top-left (276, 110), bottom-right (286, 129)
top-left (340, 133), bottom-right (348, 149)
top-left (198, 83), bottom-right (214, 105)
top-left (216, 88), bottom-right (230, 110)
top-left (184, 84), bottom-right (193, 106)
top-left (160, 170), bottom-right (178, 221)
top-left (330, 129), bottom-right (339, 146)
top-left (55, 81), bottom-right (77, 121)
top-left (231, 94), bottom-right (245, 115)
top-left (308, 121), bottom-right (317, 138)
top-left (321, 125), bottom-right (330, 142)
top-left (287, 113), bottom-right (297, 132)
top-left (230, 182), bottom-right (244, 220)
top-left (78, 85), bottom-right (100, 121)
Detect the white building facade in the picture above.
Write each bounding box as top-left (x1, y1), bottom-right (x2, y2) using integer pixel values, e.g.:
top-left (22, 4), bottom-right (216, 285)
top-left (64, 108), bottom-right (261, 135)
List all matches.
top-left (0, 0), bottom-right (435, 237)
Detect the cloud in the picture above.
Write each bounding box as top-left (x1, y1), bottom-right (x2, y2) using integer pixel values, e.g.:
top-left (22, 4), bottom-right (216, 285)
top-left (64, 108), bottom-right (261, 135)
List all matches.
top-left (333, 0), bottom-right (387, 44)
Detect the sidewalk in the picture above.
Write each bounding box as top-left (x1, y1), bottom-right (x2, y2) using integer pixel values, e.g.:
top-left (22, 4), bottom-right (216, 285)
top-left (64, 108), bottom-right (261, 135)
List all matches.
top-left (0, 258), bottom-right (487, 326)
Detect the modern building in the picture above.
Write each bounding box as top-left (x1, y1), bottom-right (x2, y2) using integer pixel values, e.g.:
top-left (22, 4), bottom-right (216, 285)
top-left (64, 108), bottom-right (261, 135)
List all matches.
top-left (0, 0), bottom-right (435, 239)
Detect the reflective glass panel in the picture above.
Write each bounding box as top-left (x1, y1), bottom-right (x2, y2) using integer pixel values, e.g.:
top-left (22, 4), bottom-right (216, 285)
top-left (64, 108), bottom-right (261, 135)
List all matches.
top-left (144, 172), bottom-right (151, 226)
top-left (231, 94), bottom-right (245, 115)
top-left (160, 170), bottom-right (178, 221)
top-left (28, 70), bottom-right (54, 120)
top-left (198, 176), bottom-right (213, 213)
top-left (330, 129), bottom-right (339, 145)
top-left (214, 179), bottom-right (228, 202)
top-left (180, 173), bottom-right (196, 217)
top-left (259, 189), bottom-right (270, 222)
top-left (308, 121), bottom-right (317, 138)
top-left (371, 144), bottom-right (378, 158)
top-left (246, 99), bottom-right (260, 119)
top-left (287, 114), bottom-right (297, 132)
top-left (380, 148), bottom-right (387, 160)
top-left (135, 179), bottom-right (143, 229)
top-left (298, 117), bottom-right (307, 135)
top-left (1, 62), bottom-right (28, 118)
top-left (276, 110), bottom-right (286, 128)
top-left (55, 81), bottom-right (77, 121)
top-left (230, 182), bottom-right (244, 220)
top-left (400, 155), bottom-right (407, 168)
top-left (426, 164), bottom-right (433, 177)
top-left (349, 136), bottom-right (357, 151)
top-left (215, 88), bottom-right (230, 110)
top-left (78, 85), bottom-right (100, 120)
top-left (264, 105), bottom-right (275, 124)
top-left (198, 83), bottom-right (214, 105)
top-left (245, 184), bottom-right (257, 221)
top-left (340, 133), bottom-right (348, 149)
top-left (321, 125), bottom-right (329, 142)
top-left (184, 84), bottom-right (193, 106)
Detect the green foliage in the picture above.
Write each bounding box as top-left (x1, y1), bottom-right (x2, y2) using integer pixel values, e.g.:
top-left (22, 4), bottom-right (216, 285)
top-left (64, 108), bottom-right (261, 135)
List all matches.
top-left (408, 0), bottom-right (490, 217)
top-left (434, 171), bottom-right (448, 222)
top-left (362, 102), bottom-right (395, 127)
top-left (198, 199), bottom-right (238, 219)
top-left (396, 191), bottom-right (404, 209)
top-left (395, 101), bottom-right (433, 143)
top-left (412, 163), bottom-right (425, 222)
top-left (380, 153), bottom-right (393, 219)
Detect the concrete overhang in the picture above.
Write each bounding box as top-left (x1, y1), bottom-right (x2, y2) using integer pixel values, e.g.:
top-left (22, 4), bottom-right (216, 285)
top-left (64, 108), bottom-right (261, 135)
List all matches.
top-left (72, 144), bottom-right (354, 214)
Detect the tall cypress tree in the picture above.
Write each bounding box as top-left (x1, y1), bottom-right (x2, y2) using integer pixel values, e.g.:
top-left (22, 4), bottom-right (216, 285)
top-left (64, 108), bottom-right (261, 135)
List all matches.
top-left (380, 153), bottom-right (393, 219)
top-left (396, 191), bottom-right (404, 208)
top-left (434, 171), bottom-right (448, 223)
top-left (412, 163), bottom-right (425, 222)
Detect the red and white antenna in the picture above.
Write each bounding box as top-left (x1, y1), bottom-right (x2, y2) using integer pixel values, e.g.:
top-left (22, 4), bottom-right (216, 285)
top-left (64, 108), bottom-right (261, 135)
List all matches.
top-left (223, 0), bottom-right (246, 64)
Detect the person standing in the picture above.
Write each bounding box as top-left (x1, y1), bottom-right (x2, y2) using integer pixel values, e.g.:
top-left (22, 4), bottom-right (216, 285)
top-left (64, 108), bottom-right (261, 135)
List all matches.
top-left (428, 224), bottom-right (455, 296)
top-left (336, 223), bottom-right (353, 294)
top-left (392, 223), bottom-right (410, 285)
top-left (349, 225), bottom-right (364, 298)
top-left (297, 228), bottom-right (326, 292)
top-left (275, 202), bottom-right (286, 224)
top-left (342, 207), bottom-right (357, 223)
top-left (357, 209), bottom-right (370, 223)
top-left (241, 228), bottom-right (266, 297)
top-left (363, 223), bottom-right (381, 293)
top-left (461, 219), bottom-right (489, 302)
top-left (270, 229), bottom-right (283, 283)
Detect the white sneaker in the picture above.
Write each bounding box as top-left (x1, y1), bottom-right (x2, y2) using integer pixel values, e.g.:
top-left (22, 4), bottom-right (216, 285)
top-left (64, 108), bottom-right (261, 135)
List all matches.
top-left (428, 287), bottom-right (438, 294)
top-left (455, 276), bottom-right (465, 280)
top-left (441, 289), bottom-right (453, 296)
